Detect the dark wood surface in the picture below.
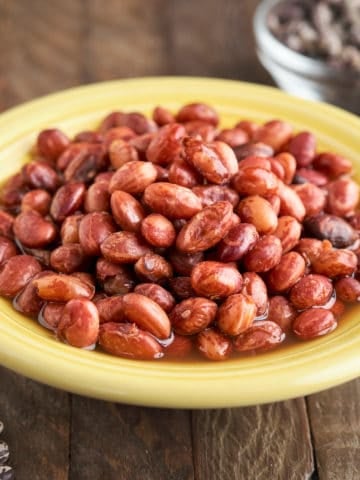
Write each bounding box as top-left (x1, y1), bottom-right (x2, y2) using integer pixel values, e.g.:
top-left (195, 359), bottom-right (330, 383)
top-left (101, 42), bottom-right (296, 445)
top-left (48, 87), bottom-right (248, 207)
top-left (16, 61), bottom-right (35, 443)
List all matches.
top-left (0, 1), bottom-right (359, 479)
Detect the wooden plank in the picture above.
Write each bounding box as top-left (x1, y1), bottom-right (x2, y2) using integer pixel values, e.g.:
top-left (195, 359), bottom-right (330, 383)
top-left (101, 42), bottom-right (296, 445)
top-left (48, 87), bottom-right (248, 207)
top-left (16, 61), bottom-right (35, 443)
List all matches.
top-left (0, 0), bottom-right (86, 108)
top-left (169, 0), bottom-right (272, 84)
top-left (307, 379), bottom-right (360, 480)
top-left (84, 0), bottom-right (170, 81)
top-left (0, 2), bottom-right (85, 478)
top-left (0, 366), bottom-right (70, 479)
top-left (192, 399), bottom-right (314, 480)
top-left (70, 396), bottom-right (194, 480)
top-left (0, 0), bottom-right (18, 110)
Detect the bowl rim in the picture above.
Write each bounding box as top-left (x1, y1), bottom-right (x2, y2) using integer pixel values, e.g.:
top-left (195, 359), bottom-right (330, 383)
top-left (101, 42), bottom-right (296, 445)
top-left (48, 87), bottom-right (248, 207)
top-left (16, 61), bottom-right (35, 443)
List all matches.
top-left (0, 76), bottom-right (360, 408)
top-left (253, 0), bottom-right (360, 85)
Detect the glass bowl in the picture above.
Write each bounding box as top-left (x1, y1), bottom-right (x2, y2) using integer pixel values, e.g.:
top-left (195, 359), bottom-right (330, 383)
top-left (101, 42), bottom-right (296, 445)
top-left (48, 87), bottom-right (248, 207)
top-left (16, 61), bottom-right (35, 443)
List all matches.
top-left (253, 0), bottom-right (360, 115)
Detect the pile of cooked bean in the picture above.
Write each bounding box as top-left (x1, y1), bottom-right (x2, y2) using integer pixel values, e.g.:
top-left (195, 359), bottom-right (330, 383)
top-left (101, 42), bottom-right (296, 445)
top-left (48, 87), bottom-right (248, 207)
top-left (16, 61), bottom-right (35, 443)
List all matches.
top-left (0, 102), bottom-right (359, 361)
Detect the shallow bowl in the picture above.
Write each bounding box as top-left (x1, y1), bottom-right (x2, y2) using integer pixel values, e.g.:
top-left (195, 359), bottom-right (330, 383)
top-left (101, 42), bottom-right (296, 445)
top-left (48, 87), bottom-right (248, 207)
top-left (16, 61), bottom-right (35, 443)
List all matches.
top-left (0, 77), bottom-right (359, 408)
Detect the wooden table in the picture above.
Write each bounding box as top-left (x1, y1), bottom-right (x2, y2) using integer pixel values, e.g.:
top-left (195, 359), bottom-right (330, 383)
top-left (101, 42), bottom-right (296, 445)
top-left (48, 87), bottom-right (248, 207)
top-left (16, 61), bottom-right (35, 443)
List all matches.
top-left (0, 1), bottom-right (359, 478)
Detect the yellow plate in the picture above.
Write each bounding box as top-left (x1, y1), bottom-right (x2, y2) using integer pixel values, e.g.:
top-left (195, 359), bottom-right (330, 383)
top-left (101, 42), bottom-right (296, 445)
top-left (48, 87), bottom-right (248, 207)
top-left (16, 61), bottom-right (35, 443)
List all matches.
top-left (0, 77), bottom-right (359, 408)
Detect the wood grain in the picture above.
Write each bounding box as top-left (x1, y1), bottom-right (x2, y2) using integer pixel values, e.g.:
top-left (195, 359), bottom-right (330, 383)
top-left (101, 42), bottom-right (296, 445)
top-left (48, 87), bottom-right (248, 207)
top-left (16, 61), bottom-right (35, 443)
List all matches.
top-left (0, 366), bottom-right (70, 480)
top-left (69, 397), bottom-right (194, 480)
top-left (81, 0), bottom-right (170, 81)
top-left (192, 399), bottom-right (314, 480)
top-left (169, 0), bottom-right (272, 83)
top-left (0, 0), bottom-right (86, 107)
top-left (307, 379), bottom-right (360, 480)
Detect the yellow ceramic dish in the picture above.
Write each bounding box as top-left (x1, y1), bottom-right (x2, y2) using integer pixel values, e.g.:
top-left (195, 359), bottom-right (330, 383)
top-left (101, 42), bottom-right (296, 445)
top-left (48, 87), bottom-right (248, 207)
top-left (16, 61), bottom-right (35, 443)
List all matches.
top-left (0, 77), bottom-right (359, 408)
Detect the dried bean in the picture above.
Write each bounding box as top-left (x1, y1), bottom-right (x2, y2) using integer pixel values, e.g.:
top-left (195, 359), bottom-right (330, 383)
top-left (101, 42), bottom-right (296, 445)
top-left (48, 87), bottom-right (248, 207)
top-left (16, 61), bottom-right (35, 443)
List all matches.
top-left (0, 440), bottom-right (9, 465)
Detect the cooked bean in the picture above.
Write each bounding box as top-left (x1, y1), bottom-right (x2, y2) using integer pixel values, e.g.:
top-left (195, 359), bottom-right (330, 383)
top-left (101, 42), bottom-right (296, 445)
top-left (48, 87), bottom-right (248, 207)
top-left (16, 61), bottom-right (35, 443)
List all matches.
top-left (146, 123), bottom-right (185, 166)
top-left (57, 298), bottom-right (99, 348)
top-left (267, 252), bottom-right (306, 293)
top-left (237, 195), bottom-right (278, 234)
top-left (289, 274), bottom-right (333, 309)
top-left (134, 253), bottom-right (173, 283)
top-left (243, 235), bottom-right (283, 273)
top-left (14, 210), bottom-right (57, 248)
top-left (217, 293), bottom-right (257, 336)
top-left (267, 296), bottom-right (296, 333)
top-left (170, 297), bottom-right (217, 335)
top-left (134, 283), bottom-right (175, 313)
top-left (241, 272), bottom-right (268, 316)
top-left (273, 216), bottom-right (302, 253)
top-left (50, 183), bottom-right (86, 222)
top-left (183, 137), bottom-right (238, 184)
top-left (233, 321), bottom-right (285, 352)
top-left (191, 261), bottom-right (243, 299)
top-left (176, 201), bottom-right (233, 253)
top-left (293, 308), bottom-right (337, 340)
top-left (122, 292), bottom-right (171, 339)
top-left (141, 214), bottom-right (176, 248)
top-left (78, 212), bottom-right (116, 256)
top-left (1, 103), bottom-right (359, 362)
top-left (0, 255), bottom-right (42, 298)
top-left (312, 249), bottom-right (357, 278)
top-left (33, 273), bottom-right (94, 302)
top-left (253, 120), bottom-right (293, 151)
top-left (304, 214), bottom-right (358, 248)
top-left (111, 191), bottom-right (145, 233)
top-left (0, 236), bottom-right (17, 265)
top-left (335, 277), bottom-right (360, 303)
top-left (99, 322), bottom-right (163, 360)
top-left (197, 328), bottom-right (232, 361)
top-left (144, 182), bottom-right (202, 219)
top-left (216, 223), bottom-right (259, 263)
top-left (100, 232), bottom-right (151, 264)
